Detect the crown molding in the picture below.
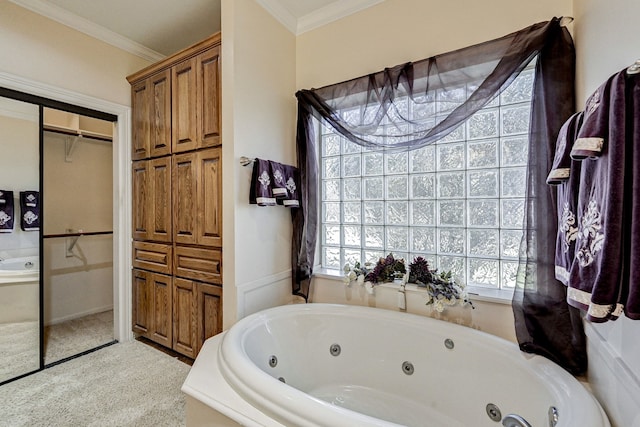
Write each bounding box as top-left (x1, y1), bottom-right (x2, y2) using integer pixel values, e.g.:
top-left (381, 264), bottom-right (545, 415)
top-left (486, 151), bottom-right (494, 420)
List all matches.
top-left (8, 0), bottom-right (165, 63)
top-left (297, 0), bottom-right (384, 35)
top-left (254, 0), bottom-right (298, 35)
top-left (256, 0), bottom-right (384, 36)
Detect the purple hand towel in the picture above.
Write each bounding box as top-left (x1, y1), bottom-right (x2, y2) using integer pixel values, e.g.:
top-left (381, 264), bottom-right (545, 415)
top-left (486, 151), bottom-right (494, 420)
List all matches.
top-left (547, 111), bottom-right (583, 185)
top-left (623, 72), bottom-right (640, 320)
top-left (551, 112), bottom-right (583, 285)
top-left (567, 71), bottom-right (626, 322)
top-left (279, 165), bottom-right (300, 208)
top-left (20, 191), bottom-right (40, 231)
top-left (0, 190), bottom-right (14, 233)
top-left (269, 161), bottom-right (288, 199)
top-left (570, 79), bottom-right (611, 160)
top-left (249, 158), bottom-right (276, 206)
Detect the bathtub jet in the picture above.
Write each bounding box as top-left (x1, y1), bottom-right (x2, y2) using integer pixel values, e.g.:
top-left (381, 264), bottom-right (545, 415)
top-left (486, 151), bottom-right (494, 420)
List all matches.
top-left (182, 303), bottom-right (610, 427)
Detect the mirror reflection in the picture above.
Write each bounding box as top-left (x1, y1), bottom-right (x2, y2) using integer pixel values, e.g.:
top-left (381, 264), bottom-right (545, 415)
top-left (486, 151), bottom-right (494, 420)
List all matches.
top-left (0, 97), bottom-right (41, 383)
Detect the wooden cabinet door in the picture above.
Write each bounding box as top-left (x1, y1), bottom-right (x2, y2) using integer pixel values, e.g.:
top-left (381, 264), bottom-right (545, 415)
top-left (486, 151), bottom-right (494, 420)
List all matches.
top-left (132, 269), bottom-right (172, 348)
top-left (197, 46), bottom-right (221, 148)
top-left (150, 272), bottom-right (173, 348)
top-left (172, 58), bottom-right (198, 153)
top-left (173, 278), bottom-right (197, 358)
top-left (132, 160), bottom-right (149, 241)
top-left (132, 269), bottom-right (152, 336)
top-left (133, 158), bottom-right (171, 242)
top-left (148, 157), bottom-right (172, 242)
top-left (149, 70), bottom-right (172, 158)
top-left (173, 148), bottom-right (222, 247)
top-left (132, 80), bottom-right (150, 160)
top-left (173, 152), bottom-right (198, 245)
top-left (197, 282), bottom-right (222, 354)
top-left (198, 147), bottom-right (222, 247)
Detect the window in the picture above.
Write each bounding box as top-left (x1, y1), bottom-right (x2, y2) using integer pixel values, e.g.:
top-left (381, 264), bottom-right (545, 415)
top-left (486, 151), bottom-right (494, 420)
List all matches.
top-left (319, 65), bottom-right (535, 290)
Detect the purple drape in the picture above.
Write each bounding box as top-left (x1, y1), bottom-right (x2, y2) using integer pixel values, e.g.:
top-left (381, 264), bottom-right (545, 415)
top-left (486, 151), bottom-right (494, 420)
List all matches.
top-left (294, 18), bottom-right (586, 374)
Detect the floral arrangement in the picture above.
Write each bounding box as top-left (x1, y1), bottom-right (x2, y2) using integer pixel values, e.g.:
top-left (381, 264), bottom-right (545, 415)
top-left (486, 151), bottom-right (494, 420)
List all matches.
top-left (408, 257), bottom-right (474, 312)
top-left (343, 254), bottom-right (473, 312)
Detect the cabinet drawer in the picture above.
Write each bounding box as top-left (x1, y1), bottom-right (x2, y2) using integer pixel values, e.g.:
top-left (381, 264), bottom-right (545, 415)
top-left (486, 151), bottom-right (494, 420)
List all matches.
top-left (133, 241), bottom-right (172, 275)
top-left (174, 246), bottom-right (222, 284)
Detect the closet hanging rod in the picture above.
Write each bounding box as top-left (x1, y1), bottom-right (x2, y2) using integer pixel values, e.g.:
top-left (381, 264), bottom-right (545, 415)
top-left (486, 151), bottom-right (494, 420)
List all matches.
top-left (43, 230), bottom-right (113, 239)
top-left (627, 60), bottom-right (640, 75)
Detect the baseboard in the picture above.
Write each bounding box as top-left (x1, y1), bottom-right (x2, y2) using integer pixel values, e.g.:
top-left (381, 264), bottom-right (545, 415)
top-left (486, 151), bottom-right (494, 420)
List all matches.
top-left (46, 305), bottom-right (113, 326)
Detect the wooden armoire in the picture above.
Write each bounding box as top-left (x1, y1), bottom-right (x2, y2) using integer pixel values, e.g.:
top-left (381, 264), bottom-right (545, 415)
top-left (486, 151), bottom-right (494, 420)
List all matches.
top-left (127, 33), bottom-right (223, 358)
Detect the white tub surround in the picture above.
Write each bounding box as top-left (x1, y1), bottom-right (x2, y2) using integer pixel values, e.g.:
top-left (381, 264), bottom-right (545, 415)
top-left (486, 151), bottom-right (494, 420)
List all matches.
top-left (183, 303), bottom-right (609, 427)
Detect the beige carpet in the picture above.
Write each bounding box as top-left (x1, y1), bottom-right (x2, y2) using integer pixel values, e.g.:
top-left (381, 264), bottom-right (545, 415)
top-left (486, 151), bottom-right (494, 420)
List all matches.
top-left (45, 310), bottom-right (114, 365)
top-left (0, 340), bottom-right (191, 427)
top-left (0, 321), bottom-right (40, 383)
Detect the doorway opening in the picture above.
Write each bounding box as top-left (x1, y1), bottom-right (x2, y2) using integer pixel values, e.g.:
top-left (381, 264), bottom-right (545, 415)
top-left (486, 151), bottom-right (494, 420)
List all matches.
top-left (42, 108), bottom-right (116, 366)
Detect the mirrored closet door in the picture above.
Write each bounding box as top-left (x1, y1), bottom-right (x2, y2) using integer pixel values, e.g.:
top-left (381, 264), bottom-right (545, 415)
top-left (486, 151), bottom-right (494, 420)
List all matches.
top-left (0, 96), bottom-right (41, 383)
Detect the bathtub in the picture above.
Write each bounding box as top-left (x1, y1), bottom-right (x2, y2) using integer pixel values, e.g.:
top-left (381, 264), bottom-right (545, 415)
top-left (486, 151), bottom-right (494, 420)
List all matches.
top-left (182, 303), bottom-right (610, 427)
top-left (0, 255), bottom-right (39, 283)
top-left (0, 256), bottom-right (39, 324)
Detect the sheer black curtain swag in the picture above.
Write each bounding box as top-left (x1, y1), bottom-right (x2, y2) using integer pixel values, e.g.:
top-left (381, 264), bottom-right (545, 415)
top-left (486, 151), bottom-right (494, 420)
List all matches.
top-left (293, 17), bottom-right (586, 374)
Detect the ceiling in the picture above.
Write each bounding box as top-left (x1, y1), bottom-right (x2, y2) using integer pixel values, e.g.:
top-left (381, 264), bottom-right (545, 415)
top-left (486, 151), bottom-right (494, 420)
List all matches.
top-left (9, 0), bottom-right (383, 60)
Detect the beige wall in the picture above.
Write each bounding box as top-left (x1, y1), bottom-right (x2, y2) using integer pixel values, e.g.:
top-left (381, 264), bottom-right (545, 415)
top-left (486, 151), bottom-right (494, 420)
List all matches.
top-left (221, 0), bottom-right (297, 327)
top-left (0, 0), bottom-right (152, 106)
top-left (43, 131), bottom-right (113, 234)
top-left (297, 0), bottom-right (572, 90)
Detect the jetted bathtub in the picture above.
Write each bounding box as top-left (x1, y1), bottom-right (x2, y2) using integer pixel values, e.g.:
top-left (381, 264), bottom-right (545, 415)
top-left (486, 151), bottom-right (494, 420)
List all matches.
top-left (0, 255), bottom-right (39, 281)
top-left (182, 303), bottom-right (610, 427)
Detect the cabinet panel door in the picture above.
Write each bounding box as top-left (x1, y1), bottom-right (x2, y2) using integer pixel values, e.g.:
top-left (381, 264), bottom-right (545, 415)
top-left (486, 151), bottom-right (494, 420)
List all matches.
top-left (150, 272), bottom-right (173, 348)
top-left (172, 58), bottom-right (198, 153)
top-left (197, 46), bottom-right (221, 148)
top-left (132, 160), bottom-right (149, 240)
top-left (132, 269), bottom-right (152, 336)
top-left (149, 70), bottom-right (172, 157)
top-left (197, 283), bottom-right (222, 354)
top-left (148, 157), bottom-right (172, 242)
top-left (132, 80), bottom-right (150, 160)
top-left (173, 153), bottom-right (198, 245)
top-left (197, 148), bottom-right (222, 247)
top-left (173, 278), bottom-right (197, 358)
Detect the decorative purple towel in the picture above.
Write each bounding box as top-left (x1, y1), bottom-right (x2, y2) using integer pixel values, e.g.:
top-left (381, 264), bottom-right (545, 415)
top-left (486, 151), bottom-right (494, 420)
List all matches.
top-left (623, 72), bottom-right (640, 320)
top-left (550, 112), bottom-right (583, 285)
top-left (20, 191), bottom-right (40, 231)
top-left (269, 161), bottom-right (288, 199)
top-left (570, 80), bottom-right (610, 160)
top-left (0, 190), bottom-right (14, 233)
top-left (249, 158), bottom-right (276, 206)
top-left (547, 112), bottom-right (583, 186)
top-left (567, 71), bottom-right (626, 322)
top-left (279, 165), bottom-right (300, 208)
